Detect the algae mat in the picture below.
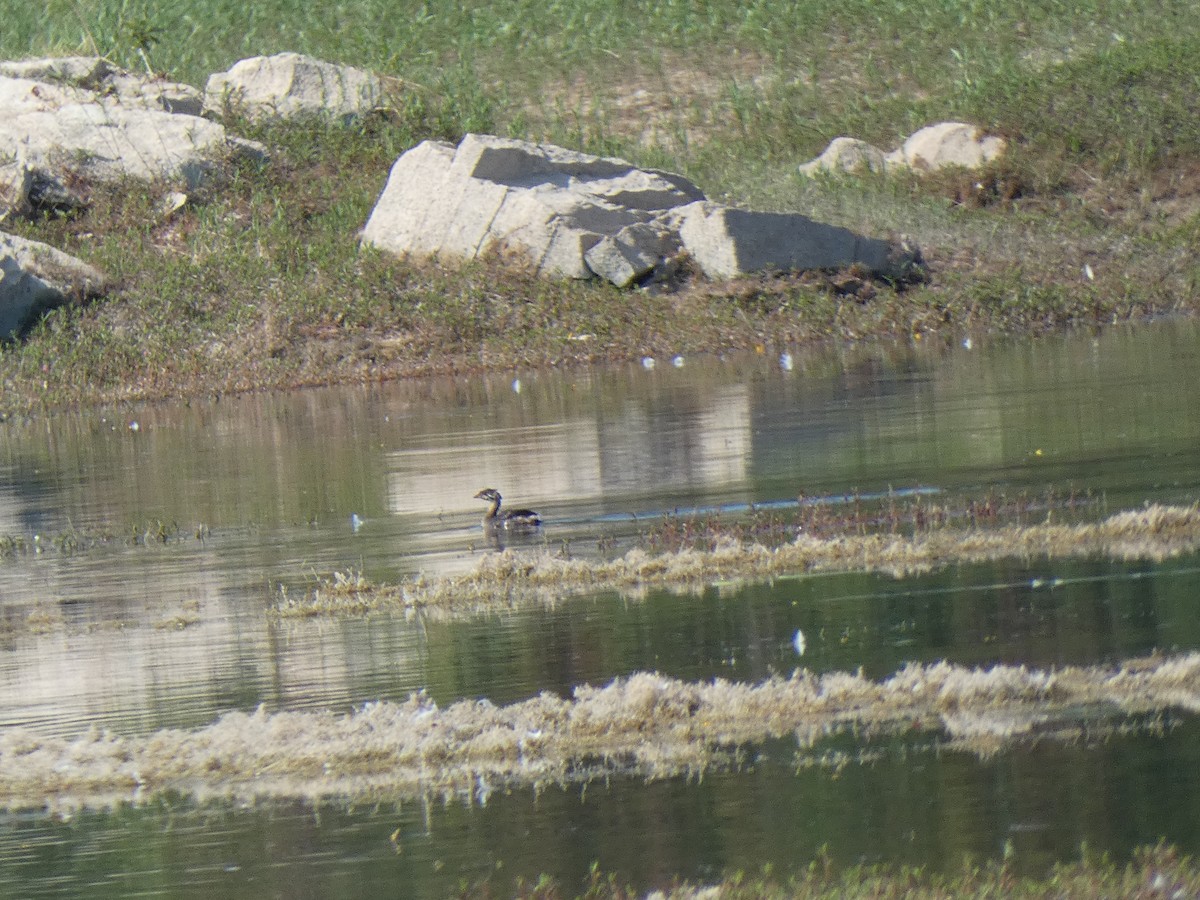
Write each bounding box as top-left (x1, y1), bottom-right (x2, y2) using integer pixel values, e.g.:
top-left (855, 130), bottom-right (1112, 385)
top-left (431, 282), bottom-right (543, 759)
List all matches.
top-left (4, 652), bottom-right (1197, 813)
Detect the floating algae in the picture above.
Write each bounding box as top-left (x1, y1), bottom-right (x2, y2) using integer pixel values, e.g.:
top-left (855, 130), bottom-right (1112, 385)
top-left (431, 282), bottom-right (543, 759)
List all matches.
top-left (275, 503), bottom-right (1200, 618)
top-left (4, 652), bottom-right (1199, 813)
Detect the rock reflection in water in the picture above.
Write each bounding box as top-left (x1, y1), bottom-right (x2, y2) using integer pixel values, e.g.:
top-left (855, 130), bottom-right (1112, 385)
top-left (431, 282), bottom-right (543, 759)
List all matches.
top-left (384, 383), bottom-right (753, 523)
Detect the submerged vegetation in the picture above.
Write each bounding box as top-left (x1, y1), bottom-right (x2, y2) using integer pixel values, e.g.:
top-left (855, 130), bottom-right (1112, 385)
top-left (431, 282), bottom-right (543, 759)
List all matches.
top-left (2, 2), bottom-right (1200, 409)
top-left (639, 485), bottom-right (1101, 553)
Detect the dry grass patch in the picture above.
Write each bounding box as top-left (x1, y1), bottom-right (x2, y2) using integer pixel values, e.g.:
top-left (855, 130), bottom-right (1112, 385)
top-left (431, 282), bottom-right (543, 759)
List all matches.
top-left (3, 652), bottom-right (1197, 811)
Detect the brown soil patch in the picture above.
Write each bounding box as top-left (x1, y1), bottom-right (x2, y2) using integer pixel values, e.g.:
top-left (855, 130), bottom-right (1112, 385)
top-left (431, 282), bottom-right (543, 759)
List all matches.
top-left (528, 52), bottom-right (779, 149)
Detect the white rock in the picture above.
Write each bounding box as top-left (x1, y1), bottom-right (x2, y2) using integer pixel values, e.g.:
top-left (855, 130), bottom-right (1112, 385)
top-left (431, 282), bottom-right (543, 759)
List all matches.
top-left (106, 72), bottom-right (204, 116)
top-left (0, 158), bottom-right (33, 221)
top-left (799, 136), bottom-right (888, 176)
top-left (364, 133), bottom-right (914, 284)
top-left (803, 122), bottom-right (1006, 178)
top-left (673, 201), bottom-right (898, 280)
top-left (159, 191), bottom-right (189, 217)
top-left (0, 75), bottom-right (85, 113)
top-left (0, 56), bottom-right (112, 85)
top-left (584, 223), bottom-right (670, 288)
top-left (1, 103), bottom-right (227, 186)
top-left (204, 53), bottom-right (384, 122)
top-left (0, 231), bottom-right (105, 338)
top-left (887, 122), bottom-right (1006, 171)
top-left (0, 57), bottom-right (202, 114)
top-left (362, 134), bottom-right (702, 283)
top-left (0, 59), bottom-right (233, 198)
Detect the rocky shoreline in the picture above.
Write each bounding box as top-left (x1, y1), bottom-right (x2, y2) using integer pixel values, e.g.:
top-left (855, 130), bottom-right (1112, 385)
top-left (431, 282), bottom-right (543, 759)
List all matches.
top-left (2, 52), bottom-right (1010, 343)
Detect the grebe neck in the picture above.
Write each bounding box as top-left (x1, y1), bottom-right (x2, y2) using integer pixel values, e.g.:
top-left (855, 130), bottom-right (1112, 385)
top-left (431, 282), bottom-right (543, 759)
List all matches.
top-left (482, 495), bottom-right (502, 523)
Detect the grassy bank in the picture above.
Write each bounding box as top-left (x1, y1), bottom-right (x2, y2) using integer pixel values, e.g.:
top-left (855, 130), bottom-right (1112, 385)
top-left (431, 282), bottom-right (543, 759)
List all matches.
top-left (3, 1), bottom-right (1200, 412)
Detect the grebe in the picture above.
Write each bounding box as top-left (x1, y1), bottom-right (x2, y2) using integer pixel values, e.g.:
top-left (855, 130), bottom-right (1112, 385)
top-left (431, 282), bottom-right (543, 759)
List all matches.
top-left (474, 488), bottom-right (542, 529)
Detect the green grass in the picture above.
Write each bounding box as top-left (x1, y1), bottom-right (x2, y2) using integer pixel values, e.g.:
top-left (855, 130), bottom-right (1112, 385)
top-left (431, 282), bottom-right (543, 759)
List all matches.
top-left (2, 1), bottom-right (1200, 411)
top-left (11, 0), bottom-right (1200, 174)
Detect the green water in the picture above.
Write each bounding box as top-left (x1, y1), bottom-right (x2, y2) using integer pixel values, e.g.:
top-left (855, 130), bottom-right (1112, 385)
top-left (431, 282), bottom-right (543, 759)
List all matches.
top-left (1, 321), bottom-right (1199, 895)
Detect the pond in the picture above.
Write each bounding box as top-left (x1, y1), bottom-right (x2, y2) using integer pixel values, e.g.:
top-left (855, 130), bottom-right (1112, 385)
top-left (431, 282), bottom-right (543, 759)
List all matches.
top-left (1, 320), bottom-right (1199, 896)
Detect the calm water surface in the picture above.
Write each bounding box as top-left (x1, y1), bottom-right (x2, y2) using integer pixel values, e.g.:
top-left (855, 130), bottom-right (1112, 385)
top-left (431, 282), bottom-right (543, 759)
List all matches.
top-left (2, 321), bottom-right (1200, 895)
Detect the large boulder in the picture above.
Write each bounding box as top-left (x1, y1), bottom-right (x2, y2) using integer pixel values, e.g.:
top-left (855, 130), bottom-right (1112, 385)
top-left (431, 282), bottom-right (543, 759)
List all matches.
top-left (362, 134), bottom-right (704, 286)
top-left (204, 53), bottom-right (385, 122)
top-left (363, 134), bottom-right (910, 285)
top-left (0, 231), bottom-right (105, 338)
top-left (0, 56), bottom-right (251, 216)
top-left (2, 103), bottom-right (228, 186)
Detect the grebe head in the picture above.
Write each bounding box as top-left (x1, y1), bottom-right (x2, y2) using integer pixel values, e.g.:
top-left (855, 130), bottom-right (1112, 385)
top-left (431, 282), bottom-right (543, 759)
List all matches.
top-left (474, 488), bottom-right (502, 503)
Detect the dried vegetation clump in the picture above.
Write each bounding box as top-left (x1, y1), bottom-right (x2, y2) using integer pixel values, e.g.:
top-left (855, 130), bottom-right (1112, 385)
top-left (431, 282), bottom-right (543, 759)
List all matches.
top-left (276, 504), bottom-right (1200, 618)
top-left (4, 653), bottom-right (1199, 812)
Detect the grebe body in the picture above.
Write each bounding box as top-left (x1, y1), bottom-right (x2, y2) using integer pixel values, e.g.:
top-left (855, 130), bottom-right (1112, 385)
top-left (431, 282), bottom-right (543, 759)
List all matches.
top-left (474, 488), bottom-right (542, 529)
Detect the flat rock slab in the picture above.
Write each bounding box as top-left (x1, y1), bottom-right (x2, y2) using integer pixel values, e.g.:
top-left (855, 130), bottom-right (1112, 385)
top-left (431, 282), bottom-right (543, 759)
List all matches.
top-left (0, 57), bottom-right (202, 115)
top-left (3, 103), bottom-right (228, 185)
top-left (363, 133), bottom-right (912, 285)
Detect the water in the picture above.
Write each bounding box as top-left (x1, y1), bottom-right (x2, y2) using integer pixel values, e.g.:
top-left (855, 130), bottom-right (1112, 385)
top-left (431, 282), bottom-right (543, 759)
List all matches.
top-left (2, 321), bottom-right (1200, 895)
